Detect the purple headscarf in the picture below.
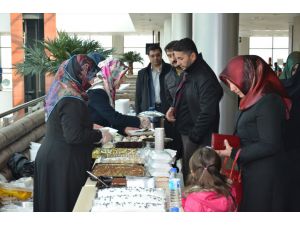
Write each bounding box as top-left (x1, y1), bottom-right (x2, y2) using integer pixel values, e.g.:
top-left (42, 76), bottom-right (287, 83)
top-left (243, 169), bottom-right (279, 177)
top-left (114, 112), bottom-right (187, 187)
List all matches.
top-left (97, 58), bottom-right (128, 106)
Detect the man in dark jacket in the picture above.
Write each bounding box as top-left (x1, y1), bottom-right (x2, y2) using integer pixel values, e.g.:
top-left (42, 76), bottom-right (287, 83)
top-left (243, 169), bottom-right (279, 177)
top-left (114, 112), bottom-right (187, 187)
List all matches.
top-left (166, 38), bottom-right (223, 183)
top-left (135, 44), bottom-right (171, 114)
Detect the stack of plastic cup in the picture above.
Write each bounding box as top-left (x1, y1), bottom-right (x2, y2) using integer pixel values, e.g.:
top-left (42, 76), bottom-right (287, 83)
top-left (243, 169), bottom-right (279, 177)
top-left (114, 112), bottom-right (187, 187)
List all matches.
top-left (154, 128), bottom-right (165, 151)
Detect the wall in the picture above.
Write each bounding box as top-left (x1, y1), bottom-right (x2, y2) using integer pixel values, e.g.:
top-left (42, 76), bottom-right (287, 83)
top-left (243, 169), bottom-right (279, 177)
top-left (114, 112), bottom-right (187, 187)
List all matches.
top-left (10, 13), bottom-right (24, 107)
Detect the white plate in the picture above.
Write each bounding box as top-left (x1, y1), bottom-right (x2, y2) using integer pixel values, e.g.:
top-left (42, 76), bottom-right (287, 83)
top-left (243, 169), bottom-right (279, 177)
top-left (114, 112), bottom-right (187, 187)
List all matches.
top-left (127, 129), bottom-right (154, 136)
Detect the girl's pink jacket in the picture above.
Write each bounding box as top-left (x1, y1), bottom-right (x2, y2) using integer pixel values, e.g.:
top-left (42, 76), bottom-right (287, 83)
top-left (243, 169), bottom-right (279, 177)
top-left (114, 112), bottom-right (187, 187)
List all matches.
top-left (182, 190), bottom-right (236, 212)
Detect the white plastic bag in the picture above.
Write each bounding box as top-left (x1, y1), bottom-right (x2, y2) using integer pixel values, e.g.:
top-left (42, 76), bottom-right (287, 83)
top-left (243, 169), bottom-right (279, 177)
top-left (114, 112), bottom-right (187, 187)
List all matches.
top-left (29, 142), bottom-right (41, 161)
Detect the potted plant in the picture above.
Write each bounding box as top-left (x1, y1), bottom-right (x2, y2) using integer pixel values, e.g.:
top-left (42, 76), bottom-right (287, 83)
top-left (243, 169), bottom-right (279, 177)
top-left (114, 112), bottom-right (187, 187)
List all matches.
top-left (120, 51), bottom-right (143, 75)
top-left (15, 31), bottom-right (114, 76)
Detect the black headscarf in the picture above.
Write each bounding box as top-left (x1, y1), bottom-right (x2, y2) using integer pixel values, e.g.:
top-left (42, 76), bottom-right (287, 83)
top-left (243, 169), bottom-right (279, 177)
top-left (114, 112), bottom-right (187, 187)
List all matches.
top-left (281, 66), bottom-right (300, 150)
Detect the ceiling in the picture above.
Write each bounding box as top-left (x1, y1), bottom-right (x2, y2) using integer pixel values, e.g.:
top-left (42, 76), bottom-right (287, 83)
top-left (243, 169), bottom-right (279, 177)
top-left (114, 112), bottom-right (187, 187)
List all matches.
top-left (129, 13), bottom-right (300, 37)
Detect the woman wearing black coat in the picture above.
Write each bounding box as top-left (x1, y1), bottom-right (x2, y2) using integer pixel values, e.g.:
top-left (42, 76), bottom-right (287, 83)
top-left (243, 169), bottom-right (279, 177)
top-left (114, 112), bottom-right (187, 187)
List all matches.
top-left (215, 55), bottom-right (291, 212)
top-left (280, 52), bottom-right (300, 211)
top-left (34, 54), bottom-right (112, 212)
top-left (88, 58), bottom-right (150, 135)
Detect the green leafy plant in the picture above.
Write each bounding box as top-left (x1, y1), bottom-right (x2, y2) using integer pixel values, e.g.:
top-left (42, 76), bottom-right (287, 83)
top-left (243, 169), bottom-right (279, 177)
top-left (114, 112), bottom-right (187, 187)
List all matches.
top-left (120, 51), bottom-right (143, 75)
top-left (15, 31), bottom-right (114, 76)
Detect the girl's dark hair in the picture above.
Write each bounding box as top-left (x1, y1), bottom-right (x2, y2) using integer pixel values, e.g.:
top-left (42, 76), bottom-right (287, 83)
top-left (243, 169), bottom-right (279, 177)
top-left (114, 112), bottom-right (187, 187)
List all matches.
top-left (184, 147), bottom-right (232, 197)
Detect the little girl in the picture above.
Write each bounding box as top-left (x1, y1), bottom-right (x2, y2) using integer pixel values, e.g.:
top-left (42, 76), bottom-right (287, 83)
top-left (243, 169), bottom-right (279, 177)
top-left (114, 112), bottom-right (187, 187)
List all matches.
top-left (182, 146), bottom-right (237, 212)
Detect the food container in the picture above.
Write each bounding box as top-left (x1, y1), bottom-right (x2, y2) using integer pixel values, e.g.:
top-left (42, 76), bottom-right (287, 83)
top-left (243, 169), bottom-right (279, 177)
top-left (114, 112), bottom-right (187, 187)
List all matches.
top-left (0, 184), bottom-right (32, 201)
top-left (92, 147), bottom-right (139, 159)
top-left (114, 141), bottom-right (145, 148)
top-left (92, 163), bottom-right (145, 177)
top-left (138, 111), bottom-right (165, 129)
top-left (142, 137), bottom-right (173, 149)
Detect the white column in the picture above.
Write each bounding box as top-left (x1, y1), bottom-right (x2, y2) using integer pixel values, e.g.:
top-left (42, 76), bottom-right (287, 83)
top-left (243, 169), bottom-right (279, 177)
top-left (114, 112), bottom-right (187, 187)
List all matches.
top-left (112, 34), bottom-right (124, 56)
top-left (161, 18), bottom-right (172, 61)
top-left (238, 37), bottom-right (249, 55)
top-left (193, 13), bottom-right (239, 134)
top-left (171, 13), bottom-right (192, 40)
top-left (163, 18), bottom-right (172, 47)
top-left (289, 25), bottom-right (293, 53)
top-left (292, 16), bottom-right (300, 51)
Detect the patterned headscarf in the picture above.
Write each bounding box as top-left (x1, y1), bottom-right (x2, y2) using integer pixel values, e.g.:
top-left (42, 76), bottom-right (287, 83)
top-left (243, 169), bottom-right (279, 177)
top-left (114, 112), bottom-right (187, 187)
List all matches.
top-left (97, 58), bottom-right (128, 106)
top-left (280, 51), bottom-right (300, 80)
top-left (45, 54), bottom-right (99, 120)
top-left (219, 55), bottom-right (291, 119)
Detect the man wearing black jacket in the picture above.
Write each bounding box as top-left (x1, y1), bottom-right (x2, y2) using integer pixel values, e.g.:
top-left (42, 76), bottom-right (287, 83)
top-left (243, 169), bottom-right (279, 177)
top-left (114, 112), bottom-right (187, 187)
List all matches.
top-left (135, 44), bottom-right (171, 114)
top-left (166, 38), bottom-right (223, 183)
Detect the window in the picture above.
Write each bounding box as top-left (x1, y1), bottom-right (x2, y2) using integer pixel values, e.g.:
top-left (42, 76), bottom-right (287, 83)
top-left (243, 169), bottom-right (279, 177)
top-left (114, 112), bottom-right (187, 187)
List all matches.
top-left (249, 36), bottom-right (289, 68)
top-left (69, 33), bottom-right (112, 49)
top-left (0, 34), bottom-right (13, 90)
top-left (124, 34), bottom-right (153, 74)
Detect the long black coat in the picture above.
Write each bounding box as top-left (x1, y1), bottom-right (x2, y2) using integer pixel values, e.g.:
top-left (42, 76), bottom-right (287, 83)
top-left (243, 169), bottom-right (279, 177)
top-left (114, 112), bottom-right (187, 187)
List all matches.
top-left (280, 69), bottom-right (300, 211)
top-left (135, 61), bottom-right (171, 114)
top-left (175, 54), bottom-right (223, 145)
top-left (234, 93), bottom-right (287, 212)
top-left (34, 98), bottom-right (102, 212)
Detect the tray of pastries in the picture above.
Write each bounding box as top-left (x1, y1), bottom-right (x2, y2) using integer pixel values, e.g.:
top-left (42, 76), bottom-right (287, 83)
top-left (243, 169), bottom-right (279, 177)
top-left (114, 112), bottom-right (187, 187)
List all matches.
top-left (92, 147), bottom-right (139, 159)
top-left (92, 163), bottom-right (145, 177)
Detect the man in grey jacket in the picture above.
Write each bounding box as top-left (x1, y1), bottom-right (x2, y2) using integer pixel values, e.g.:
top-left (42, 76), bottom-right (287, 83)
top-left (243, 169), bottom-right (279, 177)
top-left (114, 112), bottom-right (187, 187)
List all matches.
top-left (164, 40), bottom-right (183, 162)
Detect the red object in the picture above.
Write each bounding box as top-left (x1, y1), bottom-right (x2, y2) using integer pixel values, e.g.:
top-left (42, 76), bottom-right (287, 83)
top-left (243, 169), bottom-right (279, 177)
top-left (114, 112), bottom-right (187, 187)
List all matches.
top-left (211, 133), bottom-right (240, 150)
top-left (222, 149), bottom-right (242, 209)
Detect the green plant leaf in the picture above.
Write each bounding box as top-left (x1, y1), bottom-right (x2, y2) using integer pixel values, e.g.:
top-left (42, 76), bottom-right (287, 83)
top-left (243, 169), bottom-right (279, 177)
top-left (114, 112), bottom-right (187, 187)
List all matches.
top-left (14, 31), bottom-right (114, 76)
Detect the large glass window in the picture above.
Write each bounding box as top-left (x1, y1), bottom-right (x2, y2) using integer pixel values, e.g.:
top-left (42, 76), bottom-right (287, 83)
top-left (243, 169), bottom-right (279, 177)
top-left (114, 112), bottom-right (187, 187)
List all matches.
top-left (124, 34), bottom-right (153, 74)
top-left (69, 33), bottom-right (112, 49)
top-left (249, 36), bottom-right (289, 68)
top-left (250, 37), bottom-right (272, 48)
top-left (89, 35), bottom-right (112, 48)
top-left (0, 34), bottom-right (12, 90)
top-left (0, 35), bottom-right (11, 47)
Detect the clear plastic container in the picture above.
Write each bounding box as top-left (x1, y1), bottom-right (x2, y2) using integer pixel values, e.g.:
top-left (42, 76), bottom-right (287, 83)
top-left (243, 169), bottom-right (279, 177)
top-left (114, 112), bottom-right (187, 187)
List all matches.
top-left (0, 185), bottom-right (32, 200)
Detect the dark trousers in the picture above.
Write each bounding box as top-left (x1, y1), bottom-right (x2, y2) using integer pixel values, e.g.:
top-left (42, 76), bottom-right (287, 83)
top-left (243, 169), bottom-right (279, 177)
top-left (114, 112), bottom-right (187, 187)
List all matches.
top-left (164, 120), bottom-right (183, 160)
top-left (181, 135), bottom-right (201, 185)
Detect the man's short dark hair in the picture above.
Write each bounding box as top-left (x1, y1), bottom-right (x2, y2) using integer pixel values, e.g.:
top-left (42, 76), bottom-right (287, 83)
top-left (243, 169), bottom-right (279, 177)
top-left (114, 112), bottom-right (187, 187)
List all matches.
top-left (164, 40), bottom-right (178, 52)
top-left (147, 43), bottom-right (162, 55)
top-left (173, 38), bottom-right (198, 55)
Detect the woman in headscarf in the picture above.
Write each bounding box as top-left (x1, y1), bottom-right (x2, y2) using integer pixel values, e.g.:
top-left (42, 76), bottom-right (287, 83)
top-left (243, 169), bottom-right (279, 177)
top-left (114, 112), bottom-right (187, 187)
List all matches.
top-left (280, 51), bottom-right (300, 211)
top-left (215, 55), bottom-right (291, 212)
top-left (34, 53), bottom-right (112, 212)
top-left (87, 58), bottom-right (150, 136)
top-left (279, 51), bottom-right (300, 80)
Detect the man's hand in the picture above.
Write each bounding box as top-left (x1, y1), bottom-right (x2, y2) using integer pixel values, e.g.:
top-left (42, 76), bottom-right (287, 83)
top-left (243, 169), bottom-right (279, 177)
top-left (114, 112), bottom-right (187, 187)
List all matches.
top-left (166, 107), bottom-right (176, 122)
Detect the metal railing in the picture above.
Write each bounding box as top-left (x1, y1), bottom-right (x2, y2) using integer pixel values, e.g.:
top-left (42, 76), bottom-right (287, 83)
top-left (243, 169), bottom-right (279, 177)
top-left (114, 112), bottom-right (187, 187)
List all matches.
top-left (0, 96), bottom-right (45, 127)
